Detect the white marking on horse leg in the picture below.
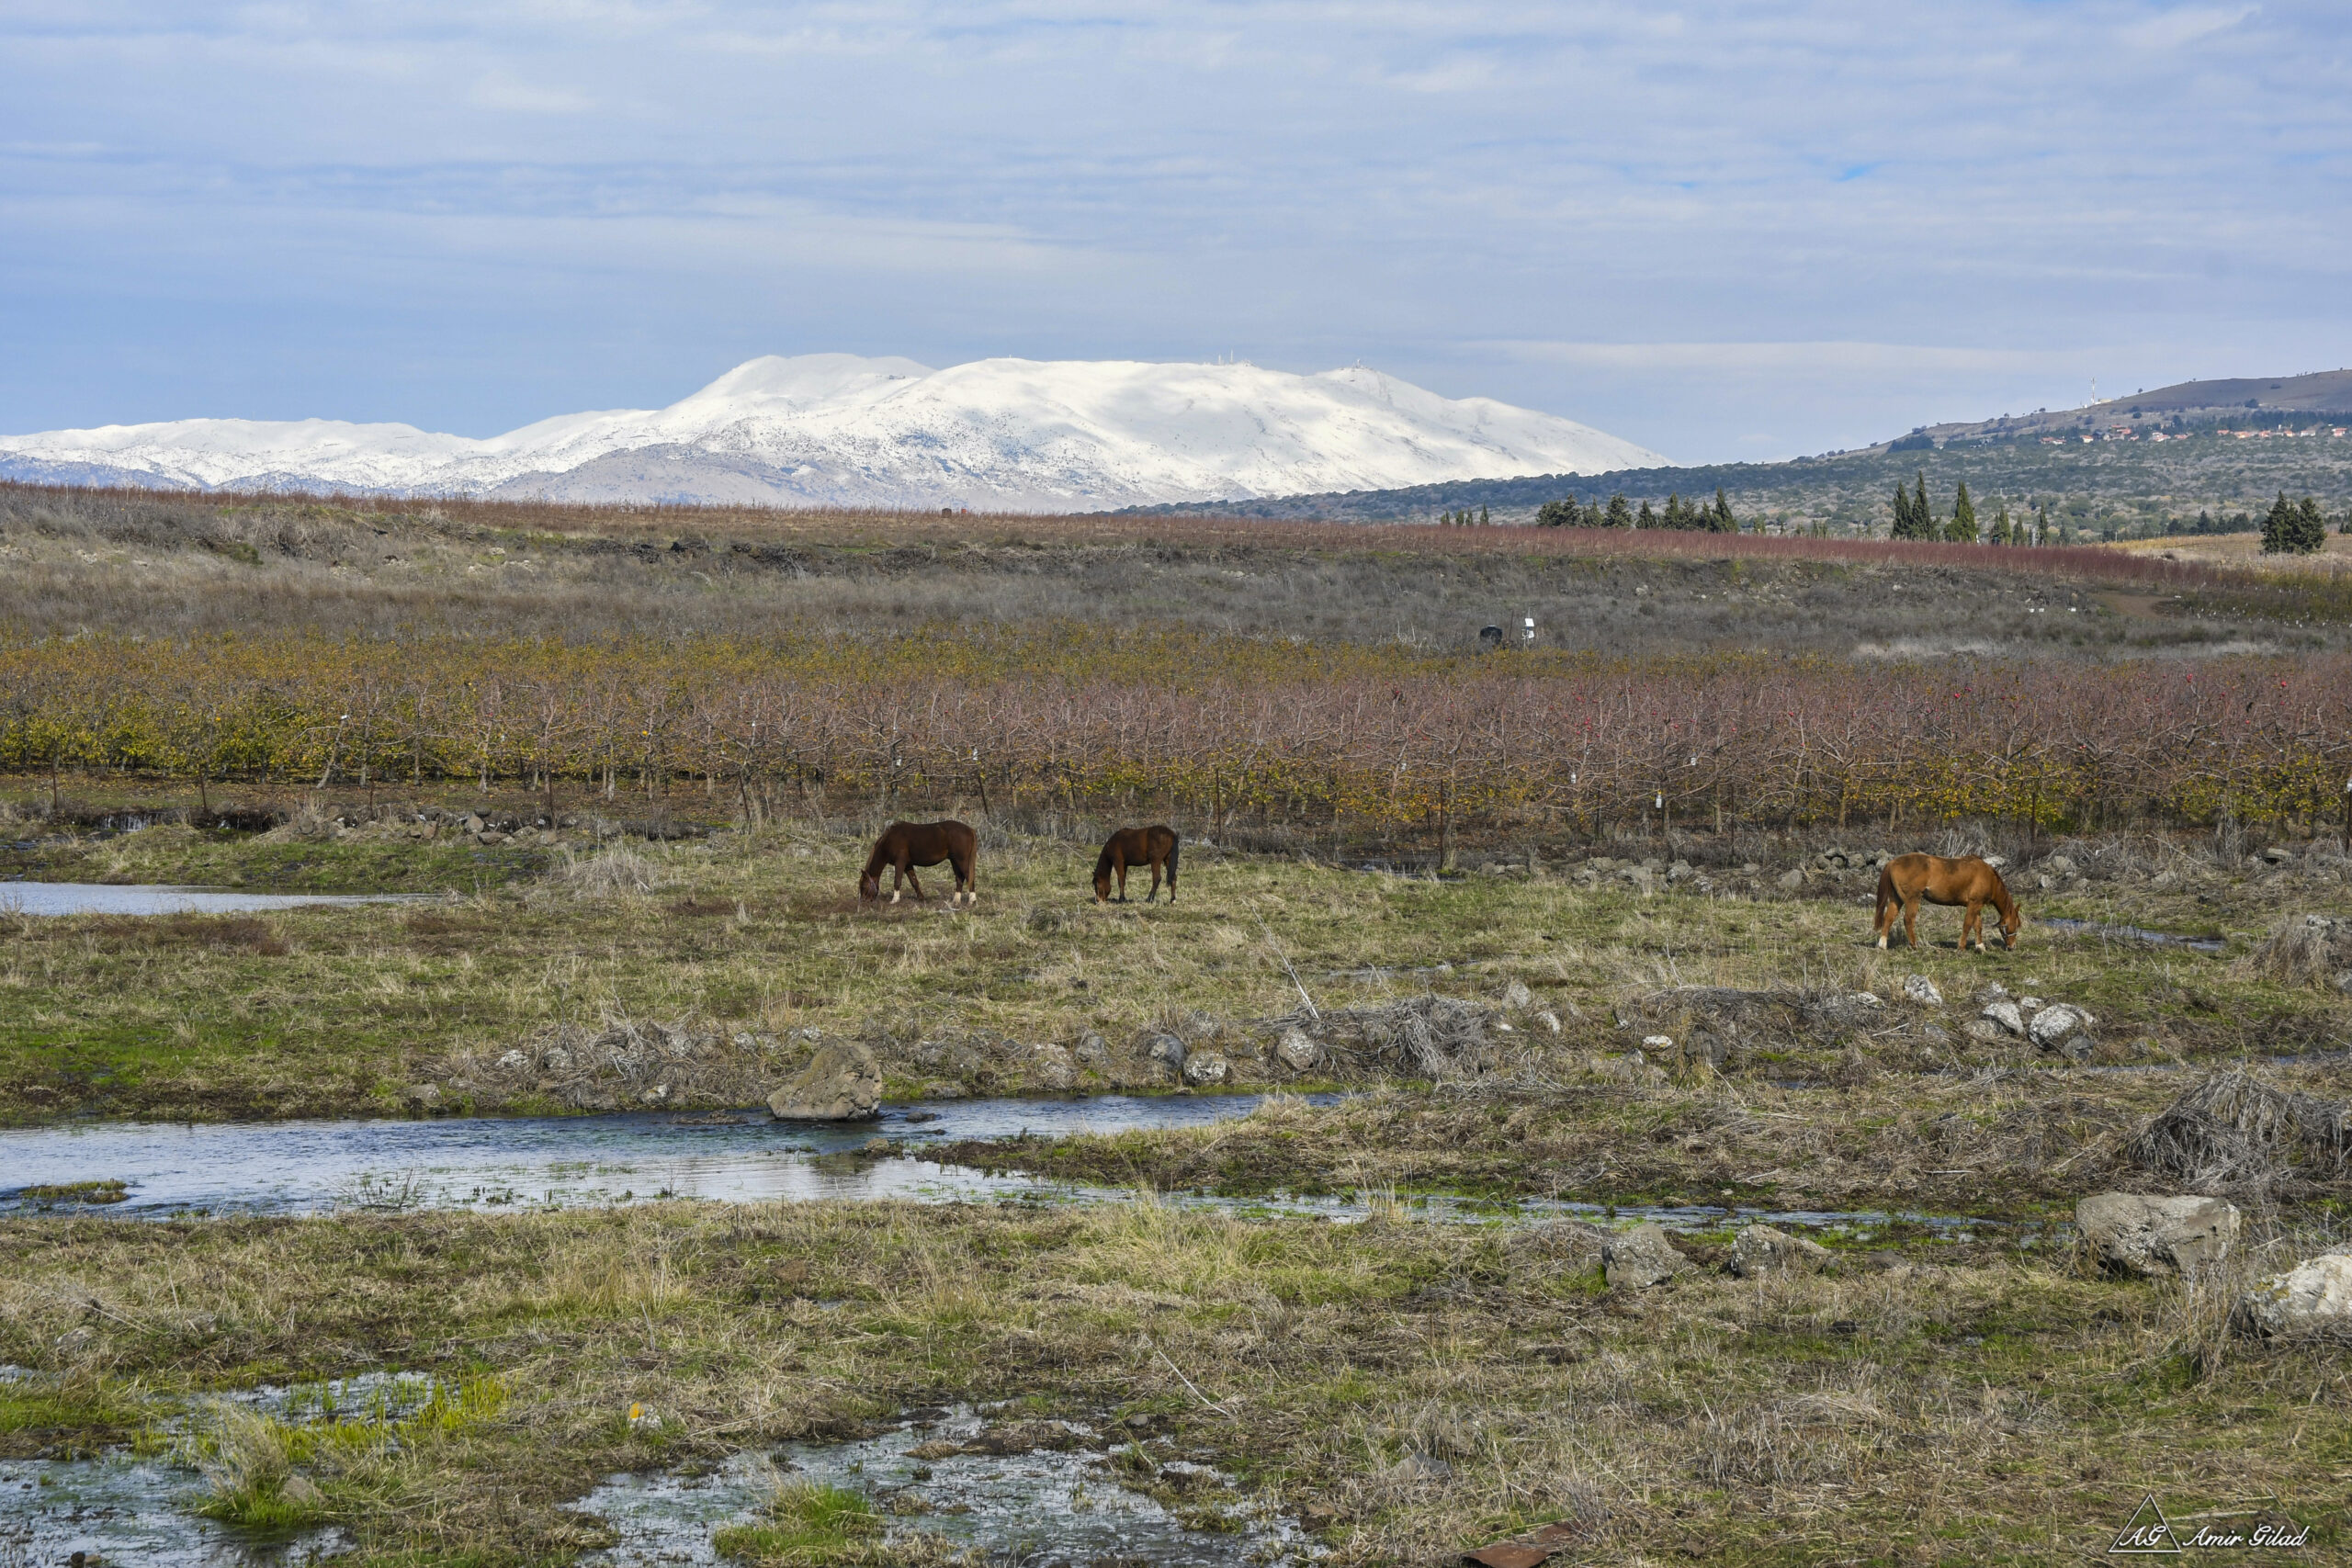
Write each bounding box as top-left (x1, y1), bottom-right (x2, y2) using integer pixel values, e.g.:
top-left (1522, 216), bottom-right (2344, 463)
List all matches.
top-left (1875, 934), bottom-right (1887, 950)
top-left (889, 889), bottom-right (901, 905)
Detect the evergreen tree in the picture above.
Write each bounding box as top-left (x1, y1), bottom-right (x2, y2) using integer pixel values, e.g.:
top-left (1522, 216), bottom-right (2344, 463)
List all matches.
top-left (1535, 497), bottom-right (1577, 527)
top-left (1989, 504), bottom-right (2011, 546)
top-left (1479, 504), bottom-right (1490, 526)
top-left (1709, 486), bottom-right (1736, 533)
top-left (1890, 471), bottom-right (1939, 540)
top-left (1635, 499), bottom-right (1657, 528)
top-left (2261, 491), bottom-right (2296, 553)
top-left (2293, 496), bottom-right (2325, 551)
top-left (1946, 479), bottom-right (1979, 543)
top-left (1603, 493), bottom-right (1633, 528)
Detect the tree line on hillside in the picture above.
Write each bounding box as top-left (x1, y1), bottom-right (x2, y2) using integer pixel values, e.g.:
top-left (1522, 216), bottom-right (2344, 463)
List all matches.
top-left (1532, 488), bottom-right (1740, 531)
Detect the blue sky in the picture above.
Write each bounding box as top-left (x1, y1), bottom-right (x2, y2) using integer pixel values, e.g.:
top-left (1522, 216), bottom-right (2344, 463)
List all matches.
top-left (3, 1), bottom-right (2347, 464)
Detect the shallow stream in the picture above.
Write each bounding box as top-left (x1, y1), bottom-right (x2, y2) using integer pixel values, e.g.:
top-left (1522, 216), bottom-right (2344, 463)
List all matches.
top-left (0, 881), bottom-right (424, 918)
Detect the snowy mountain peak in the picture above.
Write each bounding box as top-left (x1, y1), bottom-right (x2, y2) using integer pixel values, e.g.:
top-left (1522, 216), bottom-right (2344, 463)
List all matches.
top-left (0, 354), bottom-right (1667, 512)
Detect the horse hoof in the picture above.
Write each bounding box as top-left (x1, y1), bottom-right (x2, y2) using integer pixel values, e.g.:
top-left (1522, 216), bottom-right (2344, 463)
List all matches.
top-left (889, 892), bottom-right (900, 905)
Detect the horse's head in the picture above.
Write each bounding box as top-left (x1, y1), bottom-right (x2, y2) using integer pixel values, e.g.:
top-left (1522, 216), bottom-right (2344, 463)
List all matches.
top-left (858, 871), bottom-right (881, 901)
top-left (1091, 868), bottom-right (1113, 904)
top-left (1999, 904), bottom-right (2023, 949)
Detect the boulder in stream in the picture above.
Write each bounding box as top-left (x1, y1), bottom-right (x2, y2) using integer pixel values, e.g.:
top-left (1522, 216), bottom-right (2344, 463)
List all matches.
top-left (766, 1041), bottom-right (883, 1122)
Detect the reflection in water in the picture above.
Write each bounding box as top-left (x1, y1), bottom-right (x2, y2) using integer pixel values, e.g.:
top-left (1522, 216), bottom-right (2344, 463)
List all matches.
top-left (2039, 916), bottom-right (2226, 954)
top-left (0, 1095), bottom-right (2001, 1239)
top-left (0, 882), bottom-right (423, 918)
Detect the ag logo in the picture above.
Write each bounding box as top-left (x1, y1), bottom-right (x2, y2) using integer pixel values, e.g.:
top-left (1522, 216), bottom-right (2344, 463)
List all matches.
top-left (2110, 1495), bottom-right (2181, 1554)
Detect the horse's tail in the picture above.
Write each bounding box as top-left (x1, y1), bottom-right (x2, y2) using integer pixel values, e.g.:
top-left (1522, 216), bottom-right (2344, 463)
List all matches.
top-left (1872, 861), bottom-right (1896, 920)
top-left (1164, 835), bottom-right (1180, 896)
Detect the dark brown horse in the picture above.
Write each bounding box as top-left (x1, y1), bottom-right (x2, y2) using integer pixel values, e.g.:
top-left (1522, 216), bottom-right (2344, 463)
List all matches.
top-left (860, 819), bottom-right (978, 907)
top-left (1093, 825), bottom-right (1180, 904)
top-left (1873, 852), bottom-right (2021, 952)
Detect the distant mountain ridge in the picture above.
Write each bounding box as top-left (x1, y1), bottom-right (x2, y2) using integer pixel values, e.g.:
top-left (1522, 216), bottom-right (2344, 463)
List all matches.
top-left (1892, 368), bottom-right (2352, 449)
top-left (0, 354), bottom-right (1665, 512)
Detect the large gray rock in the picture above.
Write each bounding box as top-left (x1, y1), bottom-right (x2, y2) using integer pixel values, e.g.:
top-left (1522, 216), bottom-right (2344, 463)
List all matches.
top-left (767, 1041), bottom-right (883, 1122)
top-left (2029, 1003), bottom-right (2095, 1050)
top-left (1900, 975), bottom-right (1944, 1006)
top-left (1181, 1051), bottom-right (1230, 1087)
top-left (2237, 1247), bottom-right (2352, 1337)
top-left (1602, 1224), bottom-right (1692, 1290)
top-left (2076, 1192), bottom-right (2241, 1279)
top-left (1273, 1027), bottom-right (1323, 1072)
top-left (1030, 1043), bottom-right (1076, 1092)
top-left (1980, 1000), bottom-right (2025, 1036)
top-left (1731, 1224), bottom-right (1835, 1279)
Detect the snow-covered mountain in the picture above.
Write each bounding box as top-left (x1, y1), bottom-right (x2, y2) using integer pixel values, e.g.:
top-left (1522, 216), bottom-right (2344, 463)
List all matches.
top-left (0, 354), bottom-right (1667, 512)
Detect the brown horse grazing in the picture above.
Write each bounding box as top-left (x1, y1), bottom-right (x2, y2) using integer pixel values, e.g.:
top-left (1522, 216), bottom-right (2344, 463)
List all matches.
top-left (860, 819), bottom-right (978, 907)
top-left (1093, 825), bottom-right (1180, 904)
top-left (1873, 852), bottom-right (2021, 952)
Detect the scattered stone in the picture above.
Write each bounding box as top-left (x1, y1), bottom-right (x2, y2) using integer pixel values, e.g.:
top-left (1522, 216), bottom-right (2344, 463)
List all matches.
top-left (1145, 1033), bottom-right (1187, 1072)
top-left (278, 1474), bottom-right (325, 1509)
top-left (1030, 1043), bottom-right (1077, 1091)
top-left (1602, 1224), bottom-right (1692, 1290)
top-left (402, 1083), bottom-right (442, 1111)
top-left (1900, 975), bottom-right (1943, 1006)
top-left (541, 1046), bottom-right (573, 1072)
top-left (640, 1084), bottom-right (670, 1105)
top-left (2236, 1247), bottom-right (2352, 1337)
top-left (2257, 845), bottom-right (2294, 865)
top-left (1074, 1032), bottom-right (1108, 1066)
top-left (1980, 1000), bottom-right (2026, 1036)
top-left (1273, 1026), bottom-right (1324, 1071)
top-left (1973, 982), bottom-right (2008, 1003)
top-left (1775, 868), bottom-right (1806, 892)
top-left (1641, 1033), bottom-right (1674, 1052)
top-left (1534, 1010), bottom-right (1563, 1034)
top-left (2076, 1192), bottom-right (2241, 1279)
top-left (1182, 1051), bottom-right (1230, 1087)
top-left (861, 1136), bottom-right (891, 1155)
top-left (766, 1041), bottom-right (884, 1122)
top-left (1963, 1018), bottom-right (2006, 1043)
top-left (1731, 1224), bottom-right (1835, 1279)
top-left (2028, 1003), bottom-right (2095, 1050)
top-left (2043, 855), bottom-right (2079, 877)
top-left (1381, 1450), bottom-right (1452, 1484)
top-left (1498, 978), bottom-right (1532, 1010)
top-left (495, 1049), bottom-right (528, 1071)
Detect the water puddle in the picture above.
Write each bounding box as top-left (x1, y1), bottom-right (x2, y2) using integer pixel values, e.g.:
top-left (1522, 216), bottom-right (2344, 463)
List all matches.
top-left (2041, 916), bottom-right (2226, 954)
top-left (571, 1405), bottom-right (1310, 1568)
top-left (0, 882), bottom-right (423, 918)
top-left (0, 1452), bottom-right (351, 1566)
top-left (0, 1370), bottom-right (436, 1566)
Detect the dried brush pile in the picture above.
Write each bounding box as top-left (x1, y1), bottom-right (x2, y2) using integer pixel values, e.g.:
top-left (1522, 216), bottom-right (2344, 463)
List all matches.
top-left (1295, 995), bottom-right (1504, 1081)
top-left (2237, 914), bottom-right (2352, 991)
top-left (2128, 1070), bottom-right (2352, 1189)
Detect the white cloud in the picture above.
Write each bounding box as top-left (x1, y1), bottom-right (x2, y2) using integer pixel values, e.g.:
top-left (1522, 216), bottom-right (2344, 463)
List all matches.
top-left (467, 71), bottom-right (594, 114)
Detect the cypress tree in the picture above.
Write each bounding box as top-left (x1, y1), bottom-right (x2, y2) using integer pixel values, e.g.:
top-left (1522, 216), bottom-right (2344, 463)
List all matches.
top-left (2293, 496), bottom-right (2326, 551)
top-left (1604, 493), bottom-right (1633, 528)
top-left (1889, 480), bottom-right (1915, 538)
top-left (1635, 499), bottom-right (1657, 529)
top-left (2261, 491), bottom-right (2295, 553)
top-left (1989, 504), bottom-right (2011, 546)
top-left (1710, 486), bottom-right (1736, 533)
top-left (1947, 479), bottom-right (1978, 543)
top-left (1479, 504), bottom-right (1490, 526)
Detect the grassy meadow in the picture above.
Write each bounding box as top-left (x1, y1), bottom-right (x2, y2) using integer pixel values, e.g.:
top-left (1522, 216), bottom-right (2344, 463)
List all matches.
top-left (1, 482), bottom-right (2348, 1565)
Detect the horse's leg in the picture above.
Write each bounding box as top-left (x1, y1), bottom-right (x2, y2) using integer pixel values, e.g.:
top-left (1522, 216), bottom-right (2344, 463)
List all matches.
top-left (1873, 879), bottom-right (1894, 948)
top-left (905, 865), bottom-right (926, 902)
top-left (890, 853), bottom-right (910, 904)
top-left (1904, 894), bottom-right (1921, 949)
top-left (1116, 853), bottom-right (1129, 903)
top-left (1146, 855), bottom-right (1162, 903)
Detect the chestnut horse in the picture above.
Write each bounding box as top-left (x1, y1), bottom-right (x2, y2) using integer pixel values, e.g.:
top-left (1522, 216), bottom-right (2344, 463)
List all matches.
top-left (1873, 852), bottom-right (2020, 952)
top-left (1093, 825), bottom-right (1180, 904)
top-left (860, 819), bottom-right (978, 907)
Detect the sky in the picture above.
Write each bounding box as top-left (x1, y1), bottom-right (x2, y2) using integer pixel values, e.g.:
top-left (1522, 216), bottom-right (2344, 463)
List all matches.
top-left (2, 1), bottom-right (2348, 466)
